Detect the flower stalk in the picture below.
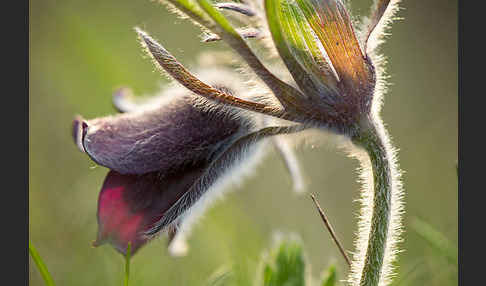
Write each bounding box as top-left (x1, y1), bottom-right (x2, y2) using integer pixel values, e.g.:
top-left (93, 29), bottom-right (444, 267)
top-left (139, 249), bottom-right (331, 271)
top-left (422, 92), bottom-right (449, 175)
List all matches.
top-left (351, 118), bottom-right (393, 286)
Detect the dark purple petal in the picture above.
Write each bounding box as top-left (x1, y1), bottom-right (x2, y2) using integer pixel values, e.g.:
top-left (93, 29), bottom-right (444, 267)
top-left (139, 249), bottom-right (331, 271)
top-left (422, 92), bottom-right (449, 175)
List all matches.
top-left (146, 125), bottom-right (304, 235)
top-left (94, 164), bottom-right (208, 254)
top-left (88, 121), bottom-right (303, 255)
top-left (79, 95), bottom-right (244, 175)
top-left (72, 115), bottom-right (88, 153)
top-left (112, 87), bottom-right (138, 113)
top-left (93, 171), bottom-right (148, 254)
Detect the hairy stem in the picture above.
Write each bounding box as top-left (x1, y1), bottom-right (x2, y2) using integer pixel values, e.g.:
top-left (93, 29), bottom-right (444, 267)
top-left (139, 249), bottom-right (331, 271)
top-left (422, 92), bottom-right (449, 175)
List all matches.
top-left (351, 118), bottom-right (395, 286)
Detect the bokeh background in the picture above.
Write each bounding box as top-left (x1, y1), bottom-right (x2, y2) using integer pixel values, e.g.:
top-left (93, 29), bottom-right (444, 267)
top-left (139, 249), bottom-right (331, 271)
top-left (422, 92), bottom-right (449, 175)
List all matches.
top-left (29, 0), bottom-right (457, 285)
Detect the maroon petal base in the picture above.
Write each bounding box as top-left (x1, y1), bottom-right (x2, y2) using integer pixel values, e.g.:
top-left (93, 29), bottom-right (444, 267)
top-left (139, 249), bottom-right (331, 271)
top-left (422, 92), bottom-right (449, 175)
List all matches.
top-left (93, 161), bottom-right (208, 255)
top-left (94, 171), bottom-right (158, 255)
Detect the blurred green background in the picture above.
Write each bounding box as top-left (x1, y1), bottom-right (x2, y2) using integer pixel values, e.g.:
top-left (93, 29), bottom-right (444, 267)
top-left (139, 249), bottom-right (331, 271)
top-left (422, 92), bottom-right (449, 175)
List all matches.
top-left (29, 0), bottom-right (457, 285)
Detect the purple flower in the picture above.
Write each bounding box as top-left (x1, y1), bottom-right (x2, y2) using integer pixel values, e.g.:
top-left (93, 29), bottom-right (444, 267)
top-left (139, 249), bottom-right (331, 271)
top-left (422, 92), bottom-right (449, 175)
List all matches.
top-left (73, 70), bottom-right (303, 255)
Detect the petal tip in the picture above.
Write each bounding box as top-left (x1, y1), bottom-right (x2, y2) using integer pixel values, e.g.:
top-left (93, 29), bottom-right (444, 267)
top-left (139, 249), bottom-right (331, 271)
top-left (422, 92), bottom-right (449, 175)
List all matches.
top-left (72, 115), bottom-right (88, 153)
top-left (113, 87), bottom-right (132, 99)
top-left (134, 26), bottom-right (145, 36)
top-left (135, 27), bottom-right (150, 45)
top-left (92, 239), bottom-right (105, 248)
top-left (168, 238), bottom-right (189, 257)
top-left (112, 87), bottom-right (135, 113)
top-left (135, 28), bottom-right (167, 58)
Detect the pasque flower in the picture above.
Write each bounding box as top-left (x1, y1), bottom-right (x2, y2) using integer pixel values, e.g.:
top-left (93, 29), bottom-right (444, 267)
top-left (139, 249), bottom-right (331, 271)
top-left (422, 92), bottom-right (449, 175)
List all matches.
top-left (73, 0), bottom-right (403, 285)
top-left (73, 68), bottom-right (304, 256)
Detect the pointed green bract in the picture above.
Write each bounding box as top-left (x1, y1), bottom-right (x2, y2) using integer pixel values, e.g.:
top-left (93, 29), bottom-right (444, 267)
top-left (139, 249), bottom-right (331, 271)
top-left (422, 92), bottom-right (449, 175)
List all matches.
top-left (29, 241), bottom-right (56, 286)
top-left (163, 0), bottom-right (315, 115)
top-left (366, 0), bottom-right (391, 40)
top-left (196, 0), bottom-right (240, 37)
top-left (164, 0), bottom-right (215, 30)
top-left (364, 0), bottom-right (396, 53)
top-left (281, 2), bottom-right (336, 85)
top-left (137, 28), bottom-right (286, 118)
top-left (266, 0), bottom-right (338, 96)
top-left (196, 0), bottom-right (317, 117)
top-left (265, 0), bottom-right (325, 98)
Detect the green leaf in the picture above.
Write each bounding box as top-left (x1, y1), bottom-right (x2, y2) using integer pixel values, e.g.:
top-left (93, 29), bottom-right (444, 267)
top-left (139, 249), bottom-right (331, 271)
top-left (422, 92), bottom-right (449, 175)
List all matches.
top-left (262, 240), bottom-right (306, 286)
top-left (29, 241), bottom-right (56, 286)
top-left (263, 264), bottom-right (274, 285)
top-left (320, 265), bottom-right (337, 286)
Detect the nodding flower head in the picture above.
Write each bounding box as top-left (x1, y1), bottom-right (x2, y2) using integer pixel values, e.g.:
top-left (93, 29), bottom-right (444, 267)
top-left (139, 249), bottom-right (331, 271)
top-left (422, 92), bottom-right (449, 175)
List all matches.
top-left (72, 70), bottom-right (304, 255)
top-left (71, 0), bottom-right (400, 271)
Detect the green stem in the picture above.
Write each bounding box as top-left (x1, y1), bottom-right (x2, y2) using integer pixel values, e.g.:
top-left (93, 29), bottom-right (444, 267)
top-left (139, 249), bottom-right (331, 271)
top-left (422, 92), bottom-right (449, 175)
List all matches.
top-left (125, 242), bottom-right (131, 286)
top-left (29, 241), bottom-right (55, 286)
top-left (352, 119), bottom-right (393, 286)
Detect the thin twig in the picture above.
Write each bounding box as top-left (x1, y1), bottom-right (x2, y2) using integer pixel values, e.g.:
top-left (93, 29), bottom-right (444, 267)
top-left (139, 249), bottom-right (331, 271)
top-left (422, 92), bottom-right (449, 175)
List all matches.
top-left (310, 193), bottom-right (351, 267)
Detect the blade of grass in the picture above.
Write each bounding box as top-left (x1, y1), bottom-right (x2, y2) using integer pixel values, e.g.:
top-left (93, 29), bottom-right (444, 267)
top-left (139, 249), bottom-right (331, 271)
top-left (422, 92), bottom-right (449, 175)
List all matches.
top-left (411, 217), bottom-right (458, 266)
top-left (29, 241), bottom-right (55, 286)
top-left (205, 265), bottom-right (233, 286)
top-left (124, 242), bottom-right (131, 286)
top-left (390, 259), bottom-right (425, 286)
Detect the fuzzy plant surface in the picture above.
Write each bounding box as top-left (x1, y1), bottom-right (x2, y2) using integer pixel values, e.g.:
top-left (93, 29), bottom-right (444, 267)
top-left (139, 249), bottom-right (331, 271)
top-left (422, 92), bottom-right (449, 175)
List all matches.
top-left (71, 0), bottom-right (404, 286)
